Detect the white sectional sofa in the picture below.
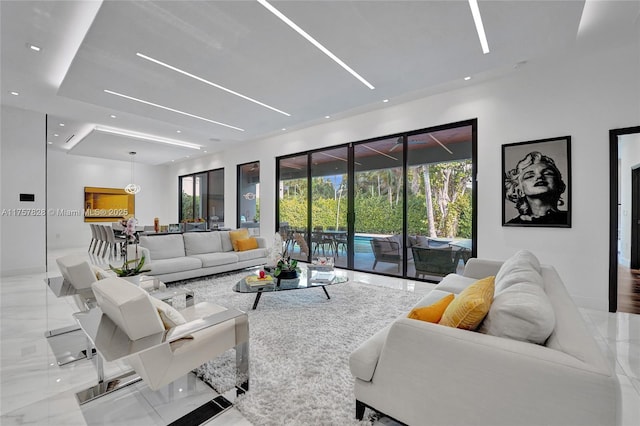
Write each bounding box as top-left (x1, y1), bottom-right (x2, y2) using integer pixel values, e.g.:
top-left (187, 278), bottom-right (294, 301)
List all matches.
top-left (349, 252), bottom-right (621, 426)
top-left (137, 231), bottom-right (268, 282)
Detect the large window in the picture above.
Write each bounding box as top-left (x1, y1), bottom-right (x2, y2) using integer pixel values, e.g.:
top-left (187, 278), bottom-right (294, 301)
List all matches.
top-left (237, 161), bottom-right (260, 235)
top-left (278, 154), bottom-right (309, 261)
top-left (179, 168), bottom-right (224, 229)
top-left (276, 120), bottom-right (476, 282)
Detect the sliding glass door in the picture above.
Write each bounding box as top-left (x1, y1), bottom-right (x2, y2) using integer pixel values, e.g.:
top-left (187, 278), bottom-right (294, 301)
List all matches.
top-left (276, 119), bottom-right (476, 282)
top-left (406, 125), bottom-right (474, 278)
top-left (353, 137), bottom-right (404, 275)
top-left (278, 154), bottom-right (308, 261)
top-left (311, 147), bottom-right (348, 265)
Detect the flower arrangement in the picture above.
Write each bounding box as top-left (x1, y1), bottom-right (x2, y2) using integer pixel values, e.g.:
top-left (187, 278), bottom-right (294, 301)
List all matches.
top-left (110, 217), bottom-right (149, 277)
top-left (274, 255), bottom-right (300, 278)
top-left (266, 232), bottom-right (300, 278)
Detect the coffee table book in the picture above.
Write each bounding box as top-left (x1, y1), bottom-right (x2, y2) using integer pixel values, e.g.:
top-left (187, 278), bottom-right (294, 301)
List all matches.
top-left (245, 275), bottom-right (275, 287)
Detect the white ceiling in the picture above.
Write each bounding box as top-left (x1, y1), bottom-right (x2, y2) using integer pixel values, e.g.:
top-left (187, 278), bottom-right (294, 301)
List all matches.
top-left (2, 1), bottom-right (639, 165)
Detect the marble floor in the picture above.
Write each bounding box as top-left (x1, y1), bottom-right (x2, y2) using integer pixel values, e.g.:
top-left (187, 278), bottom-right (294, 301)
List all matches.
top-left (1, 247), bottom-right (639, 425)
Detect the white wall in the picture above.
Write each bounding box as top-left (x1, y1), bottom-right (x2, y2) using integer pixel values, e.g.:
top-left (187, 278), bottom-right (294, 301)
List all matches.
top-left (169, 42), bottom-right (639, 310)
top-left (0, 106), bottom-right (46, 276)
top-left (47, 150), bottom-right (172, 249)
top-left (619, 133), bottom-right (640, 265)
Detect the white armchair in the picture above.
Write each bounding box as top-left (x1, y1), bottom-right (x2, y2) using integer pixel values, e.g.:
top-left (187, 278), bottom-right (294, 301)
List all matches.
top-left (77, 277), bottom-right (249, 401)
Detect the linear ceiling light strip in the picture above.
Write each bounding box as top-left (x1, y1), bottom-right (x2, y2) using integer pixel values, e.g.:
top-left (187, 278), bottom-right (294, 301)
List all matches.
top-left (468, 0), bottom-right (490, 54)
top-left (103, 89), bottom-right (245, 132)
top-left (94, 126), bottom-right (202, 150)
top-left (257, 0), bottom-right (375, 90)
top-left (136, 53), bottom-right (291, 117)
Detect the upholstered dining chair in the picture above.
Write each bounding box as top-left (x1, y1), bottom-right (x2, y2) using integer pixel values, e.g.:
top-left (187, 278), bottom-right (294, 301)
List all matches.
top-left (88, 277), bottom-right (249, 394)
top-left (88, 224), bottom-right (98, 253)
top-left (102, 226), bottom-right (124, 259)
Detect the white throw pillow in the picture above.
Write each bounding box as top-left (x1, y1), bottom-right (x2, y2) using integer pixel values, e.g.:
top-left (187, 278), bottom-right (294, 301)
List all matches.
top-left (91, 265), bottom-right (113, 280)
top-left (478, 283), bottom-right (555, 345)
top-left (149, 297), bottom-right (187, 329)
top-left (494, 250), bottom-right (543, 294)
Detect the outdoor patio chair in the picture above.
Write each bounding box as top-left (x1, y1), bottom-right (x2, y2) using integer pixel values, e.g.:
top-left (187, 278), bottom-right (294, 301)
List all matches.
top-left (411, 246), bottom-right (458, 278)
top-left (370, 238), bottom-right (402, 272)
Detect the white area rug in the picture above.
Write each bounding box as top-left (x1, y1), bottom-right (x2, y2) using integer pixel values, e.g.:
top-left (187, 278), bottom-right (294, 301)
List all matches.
top-left (169, 271), bottom-right (424, 426)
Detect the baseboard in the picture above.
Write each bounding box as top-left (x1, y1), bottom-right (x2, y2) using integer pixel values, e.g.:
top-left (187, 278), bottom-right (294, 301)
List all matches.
top-left (573, 295), bottom-right (608, 312)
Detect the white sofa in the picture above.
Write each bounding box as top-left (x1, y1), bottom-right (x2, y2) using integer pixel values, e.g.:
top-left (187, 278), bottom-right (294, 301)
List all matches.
top-left (349, 253), bottom-right (621, 426)
top-left (137, 231), bottom-right (268, 282)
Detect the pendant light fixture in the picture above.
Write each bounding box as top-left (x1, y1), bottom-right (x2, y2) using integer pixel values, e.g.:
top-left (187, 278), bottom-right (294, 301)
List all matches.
top-left (124, 151), bottom-right (141, 194)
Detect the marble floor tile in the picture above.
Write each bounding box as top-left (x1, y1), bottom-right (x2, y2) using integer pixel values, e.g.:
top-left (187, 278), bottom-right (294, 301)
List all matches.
top-left (2, 248), bottom-right (640, 425)
top-left (618, 374), bottom-right (640, 426)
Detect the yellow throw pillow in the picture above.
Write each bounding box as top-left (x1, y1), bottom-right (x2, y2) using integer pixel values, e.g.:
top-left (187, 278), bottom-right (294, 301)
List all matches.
top-left (440, 276), bottom-right (495, 330)
top-left (407, 294), bottom-right (455, 323)
top-left (236, 237), bottom-right (258, 251)
top-left (229, 229), bottom-right (250, 251)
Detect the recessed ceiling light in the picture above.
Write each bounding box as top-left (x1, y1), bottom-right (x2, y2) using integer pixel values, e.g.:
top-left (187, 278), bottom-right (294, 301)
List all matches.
top-left (54, 133), bottom-right (59, 137)
top-left (171, 160), bottom-right (175, 162)
top-left (176, 130), bottom-right (181, 133)
top-left (468, 0), bottom-right (490, 54)
top-left (203, 150), bottom-right (207, 153)
top-left (282, 128), bottom-right (287, 131)
top-left (257, 0), bottom-right (375, 90)
top-left (10, 91), bottom-right (19, 96)
top-left (110, 114), bottom-right (117, 118)
top-left (383, 99), bottom-right (389, 103)
top-left (27, 43), bottom-right (41, 52)
top-left (137, 52), bottom-right (291, 116)
top-left (47, 141), bottom-right (53, 145)
top-left (94, 126), bottom-right (202, 150)
top-left (325, 115), bottom-right (330, 119)
top-left (104, 89), bottom-right (244, 132)
top-left (59, 123), bottom-right (65, 127)
top-left (464, 76), bottom-right (471, 81)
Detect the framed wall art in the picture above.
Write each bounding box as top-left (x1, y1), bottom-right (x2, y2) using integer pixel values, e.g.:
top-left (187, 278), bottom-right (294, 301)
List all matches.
top-left (502, 136), bottom-right (571, 227)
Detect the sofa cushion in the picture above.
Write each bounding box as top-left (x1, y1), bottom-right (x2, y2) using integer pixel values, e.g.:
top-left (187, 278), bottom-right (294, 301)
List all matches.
top-left (236, 237), bottom-right (258, 251)
top-left (150, 297), bottom-right (187, 329)
top-left (407, 294), bottom-right (455, 323)
top-left (434, 274), bottom-right (477, 294)
top-left (219, 231), bottom-right (234, 252)
top-left (408, 235), bottom-right (429, 247)
top-left (440, 276), bottom-right (495, 330)
top-left (183, 232), bottom-right (222, 255)
top-left (236, 247), bottom-right (268, 262)
top-left (147, 257), bottom-right (202, 275)
top-left (479, 283), bottom-right (555, 344)
top-left (495, 250), bottom-right (543, 294)
top-left (140, 234), bottom-right (186, 260)
top-left (190, 252), bottom-right (239, 268)
top-left (230, 229), bottom-right (250, 251)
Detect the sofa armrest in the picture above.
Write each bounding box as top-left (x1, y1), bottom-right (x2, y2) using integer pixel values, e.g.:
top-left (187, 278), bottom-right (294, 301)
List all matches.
top-left (462, 258), bottom-right (502, 279)
top-left (362, 318), bottom-right (619, 426)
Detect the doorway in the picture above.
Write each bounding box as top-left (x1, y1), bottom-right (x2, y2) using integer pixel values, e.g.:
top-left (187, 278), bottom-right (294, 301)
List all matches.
top-left (609, 126), bottom-right (640, 313)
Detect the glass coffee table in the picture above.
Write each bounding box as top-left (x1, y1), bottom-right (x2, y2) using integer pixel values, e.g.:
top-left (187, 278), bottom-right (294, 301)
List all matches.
top-left (233, 268), bottom-right (348, 309)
